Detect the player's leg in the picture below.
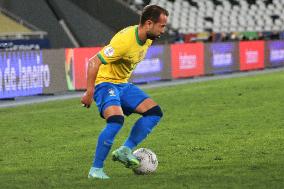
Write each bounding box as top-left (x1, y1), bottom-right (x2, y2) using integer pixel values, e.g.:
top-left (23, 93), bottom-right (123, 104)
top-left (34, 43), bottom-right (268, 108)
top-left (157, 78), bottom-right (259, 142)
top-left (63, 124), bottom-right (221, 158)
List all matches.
top-left (112, 84), bottom-right (163, 168)
top-left (123, 98), bottom-right (163, 150)
top-left (110, 84), bottom-right (141, 169)
top-left (88, 83), bottom-right (124, 179)
top-left (89, 106), bottom-right (124, 179)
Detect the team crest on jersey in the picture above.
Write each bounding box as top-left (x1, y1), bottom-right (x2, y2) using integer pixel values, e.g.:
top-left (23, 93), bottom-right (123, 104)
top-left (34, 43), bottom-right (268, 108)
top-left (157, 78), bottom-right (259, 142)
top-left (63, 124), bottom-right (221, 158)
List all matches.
top-left (108, 88), bottom-right (116, 96)
top-left (104, 46), bottom-right (115, 57)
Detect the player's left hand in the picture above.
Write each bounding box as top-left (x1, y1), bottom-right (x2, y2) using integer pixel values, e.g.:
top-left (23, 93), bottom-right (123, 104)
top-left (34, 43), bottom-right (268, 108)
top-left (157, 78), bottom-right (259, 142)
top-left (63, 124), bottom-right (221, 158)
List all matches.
top-left (81, 91), bottom-right (93, 108)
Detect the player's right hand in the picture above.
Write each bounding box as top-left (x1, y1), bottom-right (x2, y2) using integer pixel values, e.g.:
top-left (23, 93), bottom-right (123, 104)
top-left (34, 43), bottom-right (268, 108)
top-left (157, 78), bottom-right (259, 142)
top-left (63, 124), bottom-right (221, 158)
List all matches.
top-left (81, 90), bottom-right (94, 108)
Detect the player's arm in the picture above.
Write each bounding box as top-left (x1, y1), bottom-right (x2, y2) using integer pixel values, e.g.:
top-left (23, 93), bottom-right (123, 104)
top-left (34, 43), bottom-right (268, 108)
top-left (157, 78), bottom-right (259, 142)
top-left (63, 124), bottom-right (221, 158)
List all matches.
top-left (81, 55), bottom-right (102, 108)
top-left (81, 33), bottom-right (128, 108)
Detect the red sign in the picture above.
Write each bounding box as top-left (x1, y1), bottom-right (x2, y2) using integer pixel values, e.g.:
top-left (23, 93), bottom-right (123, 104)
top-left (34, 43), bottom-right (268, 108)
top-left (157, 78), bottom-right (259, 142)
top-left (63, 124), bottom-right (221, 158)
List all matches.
top-left (239, 41), bottom-right (264, 71)
top-left (171, 43), bottom-right (204, 78)
top-left (65, 47), bottom-right (101, 90)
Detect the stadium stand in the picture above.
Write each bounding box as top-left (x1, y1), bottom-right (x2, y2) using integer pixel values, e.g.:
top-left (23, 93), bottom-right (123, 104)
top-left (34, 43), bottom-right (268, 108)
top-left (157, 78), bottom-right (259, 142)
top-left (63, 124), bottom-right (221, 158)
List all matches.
top-left (0, 0), bottom-right (146, 47)
top-left (46, 0), bottom-right (115, 47)
top-left (0, 13), bottom-right (32, 34)
top-left (0, 6), bottom-right (49, 50)
top-left (0, 7), bottom-right (47, 40)
top-left (0, 0), bottom-right (73, 48)
top-left (69, 0), bottom-right (140, 32)
top-left (69, 0), bottom-right (174, 44)
top-left (1, 0), bottom-right (283, 47)
top-left (127, 0), bottom-right (284, 42)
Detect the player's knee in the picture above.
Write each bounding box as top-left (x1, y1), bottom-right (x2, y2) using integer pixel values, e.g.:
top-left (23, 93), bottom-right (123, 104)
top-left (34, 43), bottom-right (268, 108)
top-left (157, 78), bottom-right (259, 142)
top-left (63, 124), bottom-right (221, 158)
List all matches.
top-left (142, 106), bottom-right (163, 118)
top-left (106, 115), bottom-right (124, 125)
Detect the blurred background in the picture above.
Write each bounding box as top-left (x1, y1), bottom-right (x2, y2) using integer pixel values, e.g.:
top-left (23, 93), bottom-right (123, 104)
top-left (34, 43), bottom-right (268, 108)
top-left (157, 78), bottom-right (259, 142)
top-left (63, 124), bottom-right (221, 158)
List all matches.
top-left (1, 2), bottom-right (284, 188)
top-left (0, 0), bottom-right (284, 99)
top-left (1, 0), bottom-right (284, 48)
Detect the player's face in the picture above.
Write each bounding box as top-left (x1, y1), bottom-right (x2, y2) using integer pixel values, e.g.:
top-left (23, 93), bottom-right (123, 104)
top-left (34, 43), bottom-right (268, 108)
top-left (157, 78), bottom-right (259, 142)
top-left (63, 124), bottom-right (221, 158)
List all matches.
top-left (146, 14), bottom-right (168, 40)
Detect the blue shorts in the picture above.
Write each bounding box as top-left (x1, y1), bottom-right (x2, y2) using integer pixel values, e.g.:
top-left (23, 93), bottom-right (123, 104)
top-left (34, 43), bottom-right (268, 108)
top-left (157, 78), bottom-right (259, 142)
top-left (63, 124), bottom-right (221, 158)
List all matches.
top-left (94, 82), bottom-right (149, 118)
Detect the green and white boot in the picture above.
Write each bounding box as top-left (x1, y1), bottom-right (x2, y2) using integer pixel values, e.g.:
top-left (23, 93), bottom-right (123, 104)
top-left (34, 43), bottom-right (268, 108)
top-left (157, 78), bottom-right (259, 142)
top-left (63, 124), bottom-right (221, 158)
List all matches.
top-left (88, 167), bottom-right (110, 179)
top-left (112, 146), bottom-right (140, 169)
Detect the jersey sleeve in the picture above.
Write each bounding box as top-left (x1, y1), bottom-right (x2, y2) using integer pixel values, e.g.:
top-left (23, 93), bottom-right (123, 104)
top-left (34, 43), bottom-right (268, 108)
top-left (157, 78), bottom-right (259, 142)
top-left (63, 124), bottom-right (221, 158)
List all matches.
top-left (97, 34), bottom-right (129, 64)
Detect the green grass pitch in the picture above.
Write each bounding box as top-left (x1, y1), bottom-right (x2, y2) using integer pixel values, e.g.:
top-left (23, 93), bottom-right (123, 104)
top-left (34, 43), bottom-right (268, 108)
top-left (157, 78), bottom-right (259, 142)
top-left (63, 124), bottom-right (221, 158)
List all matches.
top-left (1, 71), bottom-right (284, 189)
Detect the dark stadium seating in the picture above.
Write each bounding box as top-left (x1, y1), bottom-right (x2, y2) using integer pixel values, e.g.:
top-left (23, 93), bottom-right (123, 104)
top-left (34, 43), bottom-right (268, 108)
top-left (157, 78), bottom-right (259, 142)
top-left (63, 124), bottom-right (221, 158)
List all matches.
top-left (69, 0), bottom-right (140, 32)
top-left (1, 0), bottom-right (283, 47)
top-left (130, 0), bottom-right (284, 42)
top-left (0, 0), bottom-right (73, 48)
top-left (0, 0), bottom-right (144, 47)
top-left (0, 13), bottom-right (32, 33)
top-left (47, 0), bottom-right (115, 46)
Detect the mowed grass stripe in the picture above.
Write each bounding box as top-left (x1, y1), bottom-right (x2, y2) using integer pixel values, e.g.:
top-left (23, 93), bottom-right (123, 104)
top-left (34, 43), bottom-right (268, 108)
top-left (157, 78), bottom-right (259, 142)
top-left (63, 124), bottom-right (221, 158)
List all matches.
top-left (1, 71), bottom-right (283, 189)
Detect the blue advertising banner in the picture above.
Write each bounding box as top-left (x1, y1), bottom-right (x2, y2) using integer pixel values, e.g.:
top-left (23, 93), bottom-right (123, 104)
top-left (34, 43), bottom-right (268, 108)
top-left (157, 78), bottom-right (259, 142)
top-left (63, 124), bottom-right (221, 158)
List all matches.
top-left (0, 38), bottom-right (50, 51)
top-left (265, 40), bottom-right (284, 67)
top-left (0, 51), bottom-right (50, 99)
top-left (130, 45), bottom-right (171, 83)
top-left (205, 42), bottom-right (239, 74)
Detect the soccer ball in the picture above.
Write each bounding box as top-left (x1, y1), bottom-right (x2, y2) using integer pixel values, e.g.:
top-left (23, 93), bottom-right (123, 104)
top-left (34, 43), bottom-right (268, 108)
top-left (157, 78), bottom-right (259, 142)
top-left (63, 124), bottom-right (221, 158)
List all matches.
top-left (132, 148), bottom-right (158, 175)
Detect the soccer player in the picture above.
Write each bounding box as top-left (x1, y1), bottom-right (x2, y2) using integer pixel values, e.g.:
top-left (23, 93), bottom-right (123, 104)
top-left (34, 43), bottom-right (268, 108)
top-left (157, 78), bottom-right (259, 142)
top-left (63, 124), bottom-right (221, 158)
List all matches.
top-left (81, 5), bottom-right (168, 179)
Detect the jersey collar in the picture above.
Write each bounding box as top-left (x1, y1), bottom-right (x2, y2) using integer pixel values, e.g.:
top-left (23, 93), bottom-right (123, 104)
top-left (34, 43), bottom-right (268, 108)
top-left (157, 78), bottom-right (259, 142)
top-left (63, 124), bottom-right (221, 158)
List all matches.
top-left (135, 26), bottom-right (145, 46)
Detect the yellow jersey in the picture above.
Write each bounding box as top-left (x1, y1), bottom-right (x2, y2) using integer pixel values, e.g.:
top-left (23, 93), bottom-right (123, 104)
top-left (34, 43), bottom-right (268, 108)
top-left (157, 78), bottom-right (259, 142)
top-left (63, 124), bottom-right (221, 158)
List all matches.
top-left (96, 25), bottom-right (152, 85)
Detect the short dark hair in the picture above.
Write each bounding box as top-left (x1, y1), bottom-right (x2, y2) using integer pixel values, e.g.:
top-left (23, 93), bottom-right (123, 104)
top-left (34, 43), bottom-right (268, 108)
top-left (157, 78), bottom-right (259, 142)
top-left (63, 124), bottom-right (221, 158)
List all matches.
top-left (140, 5), bottom-right (169, 25)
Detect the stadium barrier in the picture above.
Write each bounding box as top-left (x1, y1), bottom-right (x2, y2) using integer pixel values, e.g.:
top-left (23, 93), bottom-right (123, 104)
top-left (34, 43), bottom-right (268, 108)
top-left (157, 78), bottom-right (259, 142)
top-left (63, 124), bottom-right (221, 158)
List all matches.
top-left (170, 43), bottom-right (205, 78)
top-left (42, 49), bottom-right (68, 94)
top-left (0, 38), bottom-right (50, 51)
top-left (65, 47), bottom-right (102, 90)
top-left (239, 41), bottom-right (265, 71)
top-left (204, 42), bottom-right (239, 75)
top-left (1, 40), bottom-right (283, 99)
top-left (64, 46), bottom-right (172, 89)
top-left (0, 49), bottom-right (67, 99)
top-left (265, 40), bottom-right (284, 68)
top-left (130, 45), bottom-right (172, 83)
